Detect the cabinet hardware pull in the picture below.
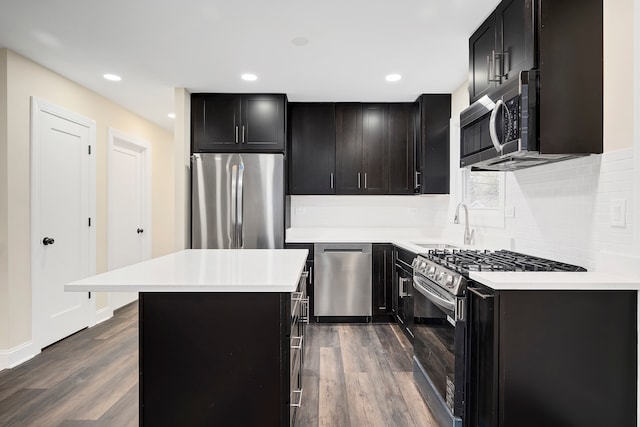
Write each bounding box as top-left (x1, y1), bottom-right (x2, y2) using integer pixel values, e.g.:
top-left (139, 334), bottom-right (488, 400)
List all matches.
top-left (330, 173), bottom-right (334, 189)
top-left (242, 125), bottom-right (245, 143)
top-left (357, 172), bottom-right (361, 189)
top-left (235, 125), bottom-right (239, 144)
top-left (291, 389), bottom-right (303, 407)
top-left (291, 335), bottom-right (304, 350)
top-left (488, 50), bottom-right (502, 83)
top-left (414, 170), bottom-right (421, 189)
top-left (364, 172), bottom-right (367, 189)
top-left (468, 287), bottom-right (495, 299)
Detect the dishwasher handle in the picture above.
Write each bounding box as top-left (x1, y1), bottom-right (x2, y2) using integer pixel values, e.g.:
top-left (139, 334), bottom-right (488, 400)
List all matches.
top-left (321, 248), bottom-right (364, 253)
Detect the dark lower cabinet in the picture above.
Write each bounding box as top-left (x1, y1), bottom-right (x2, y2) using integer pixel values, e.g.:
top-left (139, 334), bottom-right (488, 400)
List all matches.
top-left (285, 243), bottom-right (314, 321)
top-left (139, 292), bottom-right (293, 427)
top-left (192, 93), bottom-right (286, 152)
top-left (288, 103), bottom-right (336, 195)
top-left (393, 247), bottom-right (416, 341)
top-left (466, 286), bottom-right (637, 427)
top-left (372, 244), bottom-right (394, 321)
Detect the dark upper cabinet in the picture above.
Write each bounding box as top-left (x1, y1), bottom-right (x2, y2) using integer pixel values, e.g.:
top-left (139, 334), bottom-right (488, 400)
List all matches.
top-left (192, 93), bottom-right (286, 152)
top-left (288, 103), bottom-right (336, 195)
top-left (469, 18), bottom-right (497, 102)
top-left (388, 104), bottom-right (416, 195)
top-left (335, 103), bottom-right (363, 194)
top-left (468, 0), bottom-right (534, 103)
top-left (416, 95), bottom-right (451, 194)
top-left (362, 104), bottom-right (389, 194)
top-left (372, 244), bottom-right (394, 321)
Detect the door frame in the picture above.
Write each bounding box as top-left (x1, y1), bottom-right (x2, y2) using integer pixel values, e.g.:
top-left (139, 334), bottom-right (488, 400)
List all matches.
top-left (30, 97), bottom-right (97, 351)
top-left (107, 128), bottom-right (151, 310)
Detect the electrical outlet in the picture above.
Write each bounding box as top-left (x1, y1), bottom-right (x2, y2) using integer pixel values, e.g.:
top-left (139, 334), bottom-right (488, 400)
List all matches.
top-left (505, 206), bottom-right (515, 218)
top-left (610, 199), bottom-right (626, 227)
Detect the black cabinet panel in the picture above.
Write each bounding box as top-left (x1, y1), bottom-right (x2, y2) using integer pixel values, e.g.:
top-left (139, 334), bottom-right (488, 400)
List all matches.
top-left (362, 104), bottom-right (388, 194)
top-left (372, 244), bottom-right (394, 321)
top-left (417, 95), bottom-right (451, 194)
top-left (335, 103), bottom-right (363, 194)
top-left (242, 95), bottom-right (285, 147)
top-left (388, 104), bottom-right (415, 194)
top-left (469, 19), bottom-right (497, 102)
top-left (192, 93), bottom-right (285, 153)
top-left (498, 0), bottom-right (534, 83)
top-left (288, 103), bottom-right (336, 195)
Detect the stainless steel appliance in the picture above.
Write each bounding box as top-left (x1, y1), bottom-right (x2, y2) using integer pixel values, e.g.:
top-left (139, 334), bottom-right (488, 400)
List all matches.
top-left (412, 249), bottom-right (586, 427)
top-left (459, 72), bottom-right (583, 171)
top-left (314, 243), bottom-right (372, 319)
top-left (191, 153), bottom-right (284, 249)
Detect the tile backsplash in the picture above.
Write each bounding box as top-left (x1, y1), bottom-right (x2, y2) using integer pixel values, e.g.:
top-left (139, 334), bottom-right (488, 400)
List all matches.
top-left (447, 149), bottom-right (636, 271)
top-left (289, 195), bottom-right (450, 230)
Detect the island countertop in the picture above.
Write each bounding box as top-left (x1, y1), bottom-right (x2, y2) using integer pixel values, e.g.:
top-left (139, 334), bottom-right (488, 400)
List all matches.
top-left (65, 249), bottom-right (309, 293)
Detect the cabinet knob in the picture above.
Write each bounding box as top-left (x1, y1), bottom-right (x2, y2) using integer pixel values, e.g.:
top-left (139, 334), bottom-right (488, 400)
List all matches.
top-left (137, 228), bottom-right (144, 234)
top-left (42, 237), bottom-right (55, 246)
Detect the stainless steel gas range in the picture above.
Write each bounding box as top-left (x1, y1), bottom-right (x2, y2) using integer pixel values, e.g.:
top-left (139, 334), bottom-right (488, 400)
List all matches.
top-left (411, 249), bottom-right (586, 427)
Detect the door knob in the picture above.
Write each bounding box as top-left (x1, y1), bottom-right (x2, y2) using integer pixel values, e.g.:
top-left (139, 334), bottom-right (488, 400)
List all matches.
top-left (137, 228), bottom-right (144, 234)
top-left (42, 237), bottom-right (55, 246)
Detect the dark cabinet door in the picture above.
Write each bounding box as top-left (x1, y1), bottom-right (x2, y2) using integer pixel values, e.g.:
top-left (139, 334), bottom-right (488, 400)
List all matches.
top-left (241, 95), bottom-right (285, 150)
top-left (362, 104), bottom-right (388, 194)
top-left (388, 104), bottom-right (415, 194)
top-left (469, 17), bottom-right (497, 103)
top-left (417, 94), bottom-right (451, 194)
top-left (497, 0), bottom-right (535, 84)
top-left (372, 244), bottom-right (393, 321)
top-left (192, 94), bottom-right (240, 151)
top-left (288, 103), bottom-right (336, 195)
top-left (335, 103), bottom-right (363, 194)
top-left (192, 94), bottom-right (285, 153)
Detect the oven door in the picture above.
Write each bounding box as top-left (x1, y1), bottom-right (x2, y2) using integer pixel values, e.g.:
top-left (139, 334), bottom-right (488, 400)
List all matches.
top-left (412, 273), bottom-right (465, 427)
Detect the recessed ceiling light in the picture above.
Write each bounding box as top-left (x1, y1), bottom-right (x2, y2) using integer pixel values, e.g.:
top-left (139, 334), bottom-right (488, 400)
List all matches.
top-left (291, 36), bottom-right (309, 47)
top-left (168, 113), bottom-right (176, 119)
top-left (385, 74), bottom-right (402, 82)
top-left (241, 73), bottom-right (258, 81)
top-left (103, 73), bottom-right (122, 82)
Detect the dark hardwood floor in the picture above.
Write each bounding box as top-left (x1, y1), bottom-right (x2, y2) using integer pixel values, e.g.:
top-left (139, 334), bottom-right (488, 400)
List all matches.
top-left (0, 303), bottom-right (435, 426)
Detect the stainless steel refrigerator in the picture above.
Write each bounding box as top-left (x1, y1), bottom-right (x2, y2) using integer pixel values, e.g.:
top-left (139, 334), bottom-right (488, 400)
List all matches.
top-left (191, 153), bottom-right (284, 249)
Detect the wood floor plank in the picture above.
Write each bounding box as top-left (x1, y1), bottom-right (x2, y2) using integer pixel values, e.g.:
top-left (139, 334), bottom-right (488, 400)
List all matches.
top-left (338, 325), bottom-right (368, 373)
top-left (344, 372), bottom-right (386, 427)
top-left (318, 346), bottom-right (349, 426)
top-left (394, 371), bottom-right (438, 427)
top-left (94, 383), bottom-right (138, 427)
top-left (374, 324), bottom-right (413, 372)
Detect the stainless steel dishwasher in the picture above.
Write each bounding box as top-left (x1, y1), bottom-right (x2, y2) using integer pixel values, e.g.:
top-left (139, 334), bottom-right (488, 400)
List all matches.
top-left (314, 243), bottom-right (372, 319)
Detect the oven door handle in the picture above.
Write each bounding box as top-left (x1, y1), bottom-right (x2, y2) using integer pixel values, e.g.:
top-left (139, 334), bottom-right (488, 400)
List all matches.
top-left (413, 277), bottom-right (455, 315)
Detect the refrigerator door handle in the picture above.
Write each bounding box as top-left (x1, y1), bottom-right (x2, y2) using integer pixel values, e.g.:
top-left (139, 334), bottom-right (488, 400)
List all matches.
top-left (236, 163), bottom-right (245, 248)
top-left (230, 164), bottom-right (238, 248)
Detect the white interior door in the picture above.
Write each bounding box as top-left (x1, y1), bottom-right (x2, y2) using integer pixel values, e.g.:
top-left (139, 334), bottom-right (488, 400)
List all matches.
top-left (108, 129), bottom-right (151, 310)
top-left (31, 98), bottom-right (96, 350)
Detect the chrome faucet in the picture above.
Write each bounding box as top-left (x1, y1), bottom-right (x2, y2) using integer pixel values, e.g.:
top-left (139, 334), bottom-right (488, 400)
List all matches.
top-left (454, 202), bottom-right (475, 245)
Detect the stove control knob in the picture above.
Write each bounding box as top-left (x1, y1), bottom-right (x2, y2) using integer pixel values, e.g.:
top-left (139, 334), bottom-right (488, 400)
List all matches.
top-left (436, 272), bottom-right (445, 282)
top-left (427, 266), bottom-right (436, 278)
top-left (444, 275), bottom-right (454, 288)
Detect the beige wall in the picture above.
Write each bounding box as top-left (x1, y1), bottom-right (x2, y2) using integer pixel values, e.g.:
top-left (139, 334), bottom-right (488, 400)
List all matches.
top-left (1, 49), bottom-right (175, 351)
top-left (604, 0), bottom-right (635, 151)
top-left (451, 0), bottom-right (635, 153)
top-left (174, 88), bottom-right (190, 250)
top-left (0, 50), bottom-right (8, 350)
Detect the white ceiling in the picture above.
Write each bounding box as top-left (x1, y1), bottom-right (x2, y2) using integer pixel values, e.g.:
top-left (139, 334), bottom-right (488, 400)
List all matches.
top-left (0, 0), bottom-right (500, 131)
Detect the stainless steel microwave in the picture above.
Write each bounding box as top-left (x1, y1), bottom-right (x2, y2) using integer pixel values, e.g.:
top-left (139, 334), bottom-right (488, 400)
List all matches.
top-left (459, 71), bottom-right (582, 171)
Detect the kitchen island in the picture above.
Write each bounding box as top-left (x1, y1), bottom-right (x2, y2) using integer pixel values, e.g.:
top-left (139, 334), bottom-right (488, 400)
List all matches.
top-left (65, 249), bottom-right (309, 427)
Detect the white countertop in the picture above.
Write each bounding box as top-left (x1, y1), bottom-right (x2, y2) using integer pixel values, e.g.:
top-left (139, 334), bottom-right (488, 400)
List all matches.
top-left (65, 249), bottom-right (309, 293)
top-left (470, 271), bottom-right (640, 291)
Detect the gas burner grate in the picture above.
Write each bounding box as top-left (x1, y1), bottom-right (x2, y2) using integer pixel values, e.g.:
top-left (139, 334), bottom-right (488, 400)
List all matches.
top-left (425, 249), bottom-right (586, 274)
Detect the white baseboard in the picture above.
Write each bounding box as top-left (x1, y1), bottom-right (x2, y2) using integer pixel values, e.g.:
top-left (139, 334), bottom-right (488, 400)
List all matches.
top-left (0, 341), bottom-right (39, 371)
top-left (95, 306), bottom-right (113, 325)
